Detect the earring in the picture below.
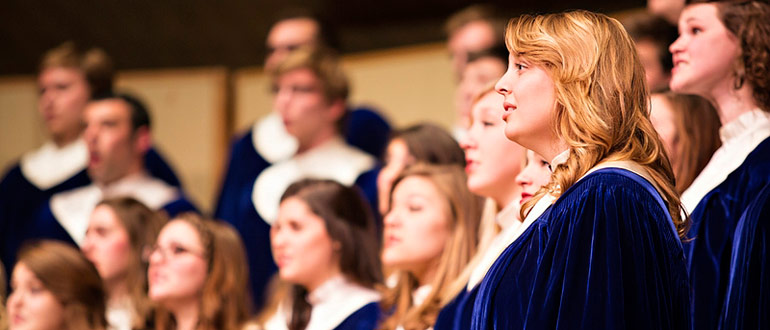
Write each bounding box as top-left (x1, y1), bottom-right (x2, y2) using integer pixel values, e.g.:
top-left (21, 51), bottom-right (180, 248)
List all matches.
top-left (734, 72), bottom-right (746, 90)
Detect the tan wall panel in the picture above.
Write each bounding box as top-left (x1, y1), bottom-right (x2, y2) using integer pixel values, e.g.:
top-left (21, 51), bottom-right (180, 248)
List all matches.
top-left (116, 68), bottom-right (228, 213)
top-left (232, 42), bottom-right (456, 133)
top-left (0, 77), bottom-right (46, 171)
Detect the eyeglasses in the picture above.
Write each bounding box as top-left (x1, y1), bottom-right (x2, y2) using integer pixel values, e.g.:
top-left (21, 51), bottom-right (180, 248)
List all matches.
top-left (142, 243), bottom-right (206, 262)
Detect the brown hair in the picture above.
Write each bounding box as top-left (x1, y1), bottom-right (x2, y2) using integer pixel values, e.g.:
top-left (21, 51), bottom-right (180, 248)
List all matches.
top-left (271, 46), bottom-right (349, 103)
top-left (154, 214), bottom-right (251, 330)
top-left (654, 92), bottom-right (722, 193)
top-left (506, 10), bottom-right (687, 237)
top-left (39, 41), bottom-right (114, 99)
top-left (380, 164), bottom-right (483, 330)
top-left (96, 197), bottom-right (166, 329)
top-left (620, 11), bottom-right (678, 92)
top-left (703, 0), bottom-right (770, 112)
top-left (17, 240), bottom-right (107, 330)
top-left (445, 4), bottom-right (505, 40)
top-left (269, 179), bottom-right (382, 330)
top-left (390, 123), bottom-right (466, 168)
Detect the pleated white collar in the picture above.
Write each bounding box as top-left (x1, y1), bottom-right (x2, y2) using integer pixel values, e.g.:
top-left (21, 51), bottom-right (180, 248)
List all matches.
top-left (50, 172), bottom-right (179, 245)
top-left (20, 138), bottom-right (88, 190)
top-left (252, 136), bottom-right (375, 224)
top-left (264, 275), bottom-right (380, 330)
top-left (682, 109), bottom-right (770, 213)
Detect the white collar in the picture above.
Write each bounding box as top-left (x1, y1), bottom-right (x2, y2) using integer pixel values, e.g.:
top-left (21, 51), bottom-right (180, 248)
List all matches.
top-left (549, 149), bottom-right (570, 171)
top-left (252, 137), bottom-right (375, 223)
top-left (264, 276), bottom-right (380, 330)
top-left (495, 200), bottom-right (521, 229)
top-left (50, 173), bottom-right (180, 245)
top-left (412, 284), bottom-right (433, 306)
top-left (252, 112), bottom-right (298, 164)
top-left (20, 139), bottom-right (88, 190)
top-left (682, 109), bottom-right (770, 213)
top-left (106, 300), bottom-right (134, 330)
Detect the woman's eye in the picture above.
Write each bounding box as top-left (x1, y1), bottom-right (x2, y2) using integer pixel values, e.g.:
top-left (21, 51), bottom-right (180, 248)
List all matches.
top-left (172, 246), bottom-right (188, 255)
top-left (691, 27), bottom-right (702, 35)
top-left (482, 121), bottom-right (495, 127)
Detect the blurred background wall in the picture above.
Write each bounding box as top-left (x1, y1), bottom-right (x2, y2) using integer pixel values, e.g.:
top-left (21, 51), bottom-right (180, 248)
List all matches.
top-left (0, 0), bottom-right (644, 213)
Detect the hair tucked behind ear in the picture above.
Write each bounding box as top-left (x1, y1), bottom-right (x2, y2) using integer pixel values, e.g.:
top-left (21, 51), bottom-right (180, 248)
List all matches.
top-left (509, 10), bottom-right (688, 237)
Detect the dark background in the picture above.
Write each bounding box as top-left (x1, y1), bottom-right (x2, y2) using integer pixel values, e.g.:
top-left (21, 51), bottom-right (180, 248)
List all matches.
top-left (0, 0), bottom-right (644, 75)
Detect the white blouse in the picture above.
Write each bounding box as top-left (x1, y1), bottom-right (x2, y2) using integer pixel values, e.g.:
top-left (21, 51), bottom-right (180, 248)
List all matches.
top-left (263, 276), bottom-right (380, 330)
top-left (681, 109), bottom-right (770, 214)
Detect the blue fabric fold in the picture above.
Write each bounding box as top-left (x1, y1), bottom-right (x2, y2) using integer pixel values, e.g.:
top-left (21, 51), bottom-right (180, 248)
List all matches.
top-left (471, 168), bottom-right (690, 330)
top-left (684, 137), bottom-right (770, 330)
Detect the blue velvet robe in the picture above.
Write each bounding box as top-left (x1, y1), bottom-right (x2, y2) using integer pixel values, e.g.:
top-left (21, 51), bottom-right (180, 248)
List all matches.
top-left (334, 302), bottom-right (381, 330)
top-left (0, 147), bottom-right (180, 286)
top-left (214, 109), bottom-right (389, 310)
top-left (434, 285), bottom-right (478, 330)
top-left (684, 137), bottom-right (770, 330)
top-left (471, 168), bottom-right (690, 330)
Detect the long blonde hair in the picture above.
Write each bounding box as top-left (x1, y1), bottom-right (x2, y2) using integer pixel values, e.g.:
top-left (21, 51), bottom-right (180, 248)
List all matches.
top-left (380, 164), bottom-right (484, 330)
top-left (508, 10), bottom-right (687, 237)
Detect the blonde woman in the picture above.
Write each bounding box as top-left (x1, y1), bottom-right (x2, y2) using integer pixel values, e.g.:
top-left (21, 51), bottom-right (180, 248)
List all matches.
top-left (380, 164), bottom-right (483, 330)
top-left (471, 10), bottom-right (690, 329)
top-left (669, 1), bottom-right (770, 328)
top-left (433, 86), bottom-right (528, 330)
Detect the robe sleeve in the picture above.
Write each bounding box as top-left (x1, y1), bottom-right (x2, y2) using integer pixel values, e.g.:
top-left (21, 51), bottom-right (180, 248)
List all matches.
top-left (719, 183), bottom-right (770, 329)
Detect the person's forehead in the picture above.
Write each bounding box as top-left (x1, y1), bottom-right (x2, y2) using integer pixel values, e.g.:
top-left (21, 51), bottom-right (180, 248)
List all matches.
top-left (268, 18), bottom-right (319, 46)
top-left (85, 99), bottom-right (131, 120)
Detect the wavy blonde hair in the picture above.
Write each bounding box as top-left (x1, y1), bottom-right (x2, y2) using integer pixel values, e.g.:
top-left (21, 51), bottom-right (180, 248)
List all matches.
top-left (380, 164), bottom-right (484, 330)
top-left (508, 10), bottom-right (687, 237)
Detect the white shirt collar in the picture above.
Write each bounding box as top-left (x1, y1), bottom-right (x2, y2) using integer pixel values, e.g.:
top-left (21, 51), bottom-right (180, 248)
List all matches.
top-left (20, 139), bottom-right (88, 190)
top-left (253, 137), bottom-right (375, 223)
top-left (264, 275), bottom-right (380, 330)
top-left (412, 284), bottom-right (433, 306)
top-left (549, 149), bottom-right (570, 172)
top-left (252, 112), bottom-right (298, 164)
top-left (495, 200), bottom-right (520, 229)
top-left (682, 109), bottom-right (770, 213)
top-left (50, 172), bottom-right (180, 245)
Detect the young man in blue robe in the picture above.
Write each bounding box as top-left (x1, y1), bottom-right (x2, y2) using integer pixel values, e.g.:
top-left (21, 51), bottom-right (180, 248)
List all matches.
top-left (216, 45), bottom-right (380, 311)
top-left (3, 94), bottom-right (197, 281)
top-left (0, 43), bottom-right (182, 284)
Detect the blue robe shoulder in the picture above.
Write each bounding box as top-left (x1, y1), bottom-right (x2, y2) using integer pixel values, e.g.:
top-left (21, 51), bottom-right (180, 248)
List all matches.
top-left (334, 302), bottom-right (381, 330)
top-left (684, 137), bottom-right (770, 330)
top-left (472, 168), bottom-right (690, 330)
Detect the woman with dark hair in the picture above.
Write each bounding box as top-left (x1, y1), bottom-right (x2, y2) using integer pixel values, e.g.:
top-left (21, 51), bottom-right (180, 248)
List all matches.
top-left (649, 92), bottom-right (721, 193)
top-left (670, 1), bottom-right (770, 328)
top-left (377, 124), bottom-right (465, 215)
top-left (148, 214), bottom-right (251, 330)
top-left (7, 240), bottom-right (107, 330)
top-left (80, 197), bottom-right (166, 330)
top-left (253, 178), bottom-right (382, 330)
top-left (471, 10), bottom-right (690, 329)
